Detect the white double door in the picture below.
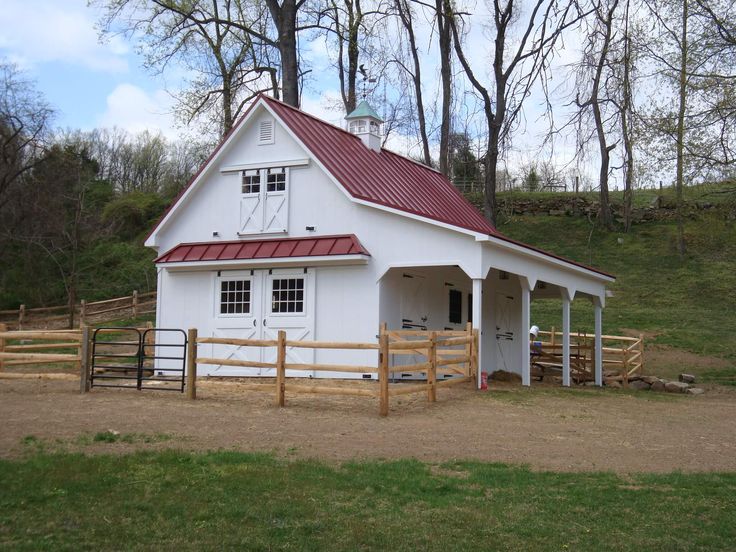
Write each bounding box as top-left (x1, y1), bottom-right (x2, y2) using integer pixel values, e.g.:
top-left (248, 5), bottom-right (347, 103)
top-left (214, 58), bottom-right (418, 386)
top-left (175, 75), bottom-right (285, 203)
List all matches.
top-left (209, 268), bottom-right (315, 377)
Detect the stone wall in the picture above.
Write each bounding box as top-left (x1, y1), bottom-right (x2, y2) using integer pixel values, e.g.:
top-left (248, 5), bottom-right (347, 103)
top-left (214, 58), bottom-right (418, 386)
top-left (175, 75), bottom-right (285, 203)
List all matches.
top-left (465, 193), bottom-right (735, 225)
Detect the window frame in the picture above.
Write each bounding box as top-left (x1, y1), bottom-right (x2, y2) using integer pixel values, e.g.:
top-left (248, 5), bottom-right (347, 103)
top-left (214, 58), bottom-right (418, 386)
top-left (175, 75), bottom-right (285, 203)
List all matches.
top-left (217, 277), bottom-right (254, 317)
top-left (268, 276), bottom-right (306, 316)
top-left (241, 169), bottom-right (261, 195)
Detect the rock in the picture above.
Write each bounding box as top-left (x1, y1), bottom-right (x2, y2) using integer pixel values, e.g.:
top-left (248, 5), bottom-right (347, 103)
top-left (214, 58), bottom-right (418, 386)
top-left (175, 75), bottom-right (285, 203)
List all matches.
top-left (606, 380), bottom-right (622, 389)
top-left (641, 375), bottom-right (660, 384)
top-left (665, 381), bottom-right (690, 393)
top-left (679, 373), bottom-right (696, 383)
top-left (686, 387), bottom-right (704, 396)
top-left (549, 209), bottom-right (567, 216)
top-left (650, 380), bottom-right (665, 392)
top-left (629, 380), bottom-right (651, 391)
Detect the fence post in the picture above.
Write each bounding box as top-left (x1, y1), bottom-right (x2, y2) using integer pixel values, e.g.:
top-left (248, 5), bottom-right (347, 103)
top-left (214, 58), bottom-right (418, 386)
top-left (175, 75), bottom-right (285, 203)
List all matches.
top-left (144, 321), bottom-right (154, 372)
top-left (465, 322), bottom-right (473, 377)
top-left (428, 332), bottom-right (437, 402)
top-left (186, 328), bottom-right (197, 400)
top-left (0, 323), bottom-right (6, 372)
top-left (276, 330), bottom-right (286, 406)
top-left (132, 290), bottom-right (139, 318)
top-left (18, 304), bottom-right (25, 331)
top-left (550, 326), bottom-right (556, 349)
top-left (621, 343), bottom-right (629, 388)
top-left (79, 300), bottom-right (86, 327)
top-left (79, 326), bottom-right (91, 393)
top-left (638, 334), bottom-right (645, 374)
top-left (379, 331), bottom-right (389, 416)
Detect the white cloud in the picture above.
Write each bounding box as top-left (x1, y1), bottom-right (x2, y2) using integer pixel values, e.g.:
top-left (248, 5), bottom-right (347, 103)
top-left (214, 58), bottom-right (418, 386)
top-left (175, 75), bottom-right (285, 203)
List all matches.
top-left (0, 0), bottom-right (128, 73)
top-left (97, 84), bottom-right (178, 139)
top-left (300, 90), bottom-right (347, 128)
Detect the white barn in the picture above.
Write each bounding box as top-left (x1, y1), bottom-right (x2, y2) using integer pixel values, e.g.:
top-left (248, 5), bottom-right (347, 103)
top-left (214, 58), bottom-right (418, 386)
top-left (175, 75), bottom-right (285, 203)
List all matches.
top-left (145, 95), bottom-right (614, 387)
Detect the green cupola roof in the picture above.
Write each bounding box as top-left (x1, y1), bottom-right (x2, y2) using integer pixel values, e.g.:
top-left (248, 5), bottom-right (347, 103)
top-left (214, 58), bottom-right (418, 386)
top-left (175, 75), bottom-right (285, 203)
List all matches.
top-left (345, 100), bottom-right (383, 122)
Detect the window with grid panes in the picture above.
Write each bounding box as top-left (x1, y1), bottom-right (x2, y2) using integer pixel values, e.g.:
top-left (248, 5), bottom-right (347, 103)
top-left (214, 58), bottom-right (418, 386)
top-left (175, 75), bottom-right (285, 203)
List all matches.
top-left (266, 168), bottom-right (286, 192)
top-left (219, 280), bottom-right (251, 314)
top-left (271, 278), bottom-right (304, 313)
top-left (242, 170), bottom-right (260, 194)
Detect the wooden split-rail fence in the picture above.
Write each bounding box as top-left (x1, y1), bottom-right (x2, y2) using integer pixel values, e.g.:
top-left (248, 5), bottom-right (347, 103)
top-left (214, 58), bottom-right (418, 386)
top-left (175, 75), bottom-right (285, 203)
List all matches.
top-left (0, 323), bottom-right (155, 390)
top-left (191, 323), bottom-right (479, 416)
top-left (0, 290), bottom-right (157, 330)
top-left (532, 328), bottom-right (644, 386)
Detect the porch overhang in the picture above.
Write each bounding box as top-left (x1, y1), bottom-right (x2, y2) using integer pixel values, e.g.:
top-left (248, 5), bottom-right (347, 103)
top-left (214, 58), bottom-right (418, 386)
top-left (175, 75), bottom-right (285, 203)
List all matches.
top-left (155, 234), bottom-right (371, 271)
top-left (157, 254), bottom-right (370, 271)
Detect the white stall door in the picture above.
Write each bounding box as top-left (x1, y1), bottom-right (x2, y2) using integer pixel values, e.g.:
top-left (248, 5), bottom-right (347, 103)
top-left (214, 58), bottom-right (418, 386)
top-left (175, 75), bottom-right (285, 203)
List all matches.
top-left (211, 268), bottom-right (314, 377)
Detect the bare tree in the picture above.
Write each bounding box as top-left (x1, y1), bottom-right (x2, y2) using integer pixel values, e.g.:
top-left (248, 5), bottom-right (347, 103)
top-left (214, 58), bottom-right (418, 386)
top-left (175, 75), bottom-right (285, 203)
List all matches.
top-left (573, 0), bottom-right (621, 229)
top-left (0, 62), bottom-right (53, 209)
top-left (97, 0), bottom-right (279, 136)
top-left (392, 0), bottom-right (431, 164)
top-left (639, 0), bottom-right (735, 254)
top-left (314, 0), bottom-right (389, 113)
top-left (449, 0), bottom-right (587, 226)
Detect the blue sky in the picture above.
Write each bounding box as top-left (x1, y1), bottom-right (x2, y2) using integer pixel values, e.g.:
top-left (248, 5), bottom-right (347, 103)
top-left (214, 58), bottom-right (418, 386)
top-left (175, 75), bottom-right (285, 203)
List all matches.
top-left (0, 0), bottom-right (203, 139)
top-left (0, 0), bottom-right (351, 141)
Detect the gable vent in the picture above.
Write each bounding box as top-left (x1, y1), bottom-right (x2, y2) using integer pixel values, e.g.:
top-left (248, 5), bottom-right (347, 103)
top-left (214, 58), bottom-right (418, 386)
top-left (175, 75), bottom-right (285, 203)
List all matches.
top-left (258, 119), bottom-right (275, 145)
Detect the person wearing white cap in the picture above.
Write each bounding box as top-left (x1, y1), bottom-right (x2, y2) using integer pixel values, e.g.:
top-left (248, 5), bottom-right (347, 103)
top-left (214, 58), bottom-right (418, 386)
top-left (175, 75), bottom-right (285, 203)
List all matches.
top-left (529, 325), bottom-right (543, 358)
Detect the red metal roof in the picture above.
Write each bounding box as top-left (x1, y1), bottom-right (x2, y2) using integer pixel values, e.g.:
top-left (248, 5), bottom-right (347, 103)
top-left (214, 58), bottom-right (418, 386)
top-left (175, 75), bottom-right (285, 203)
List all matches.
top-left (155, 235), bottom-right (370, 264)
top-left (262, 96), bottom-right (497, 236)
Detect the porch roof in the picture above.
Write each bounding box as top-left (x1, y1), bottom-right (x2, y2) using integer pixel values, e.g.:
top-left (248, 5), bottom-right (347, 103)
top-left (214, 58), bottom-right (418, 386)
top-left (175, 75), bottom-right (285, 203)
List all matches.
top-left (155, 234), bottom-right (370, 264)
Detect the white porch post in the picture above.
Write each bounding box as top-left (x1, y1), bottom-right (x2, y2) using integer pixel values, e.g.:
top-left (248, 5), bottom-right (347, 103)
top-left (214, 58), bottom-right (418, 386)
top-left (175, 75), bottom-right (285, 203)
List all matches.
top-left (594, 296), bottom-right (603, 386)
top-left (561, 289), bottom-right (572, 387)
top-left (472, 278), bottom-right (483, 389)
top-left (520, 277), bottom-right (532, 387)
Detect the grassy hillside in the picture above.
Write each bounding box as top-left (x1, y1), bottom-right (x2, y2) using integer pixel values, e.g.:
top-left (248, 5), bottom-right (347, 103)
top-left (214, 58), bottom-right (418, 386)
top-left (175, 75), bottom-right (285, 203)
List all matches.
top-left (497, 209), bottom-right (736, 381)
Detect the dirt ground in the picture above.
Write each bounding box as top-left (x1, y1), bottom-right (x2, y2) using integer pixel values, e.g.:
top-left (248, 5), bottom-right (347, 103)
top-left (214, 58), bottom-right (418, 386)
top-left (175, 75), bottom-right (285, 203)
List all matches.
top-left (1, 376), bottom-right (735, 473)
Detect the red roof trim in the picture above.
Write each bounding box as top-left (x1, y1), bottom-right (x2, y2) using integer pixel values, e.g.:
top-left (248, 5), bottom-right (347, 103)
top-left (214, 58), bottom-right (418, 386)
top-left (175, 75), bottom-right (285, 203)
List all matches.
top-left (155, 234), bottom-right (370, 264)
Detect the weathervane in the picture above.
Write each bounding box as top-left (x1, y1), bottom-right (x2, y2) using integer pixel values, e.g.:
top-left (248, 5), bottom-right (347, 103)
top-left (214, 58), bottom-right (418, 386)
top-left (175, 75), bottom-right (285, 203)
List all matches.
top-left (358, 64), bottom-right (376, 100)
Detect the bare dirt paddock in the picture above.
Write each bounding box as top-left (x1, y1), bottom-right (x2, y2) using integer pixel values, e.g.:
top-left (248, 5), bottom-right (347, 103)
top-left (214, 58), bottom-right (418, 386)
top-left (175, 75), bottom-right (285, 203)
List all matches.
top-left (1, 377), bottom-right (735, 473)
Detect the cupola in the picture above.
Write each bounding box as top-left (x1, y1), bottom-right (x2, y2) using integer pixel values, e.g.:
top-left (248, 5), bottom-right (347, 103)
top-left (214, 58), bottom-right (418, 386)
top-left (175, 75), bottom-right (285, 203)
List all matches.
top-left (345, 100), bottom-right (383, 152)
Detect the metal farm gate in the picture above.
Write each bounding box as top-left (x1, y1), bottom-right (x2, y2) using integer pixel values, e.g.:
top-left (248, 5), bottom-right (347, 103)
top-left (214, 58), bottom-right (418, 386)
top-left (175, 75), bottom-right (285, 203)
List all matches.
top-left (90, 327), bottom-right (188, 392)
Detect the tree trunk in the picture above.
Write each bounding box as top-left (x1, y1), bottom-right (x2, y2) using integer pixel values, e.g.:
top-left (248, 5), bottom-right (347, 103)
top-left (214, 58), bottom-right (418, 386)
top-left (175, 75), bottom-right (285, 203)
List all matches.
top-left (621, 0), bottom-right (634, 232)
top-left (222, 77), bottom-right (234, 135)
top-left (266, 0), bottom-right (300, 107)
top-left (395, 0), bottom-right (431, 165)
top-left (437, 0), bottom-right (452, 176)
top-left (589, 0), bottom-right (619, 230)
top-left (675, 0), bottom-right (688, 256)
top-left (67, 285), bottom-right (76, 330)
top-left (345, 6), bottom-right (361, 113)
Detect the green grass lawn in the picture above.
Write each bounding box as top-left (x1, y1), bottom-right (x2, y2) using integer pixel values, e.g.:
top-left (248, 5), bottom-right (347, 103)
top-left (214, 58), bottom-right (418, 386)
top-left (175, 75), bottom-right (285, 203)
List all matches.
top-left (1, 450), bottom-right (735, 551)
top-left (496, 211), bottom-right (736, 384)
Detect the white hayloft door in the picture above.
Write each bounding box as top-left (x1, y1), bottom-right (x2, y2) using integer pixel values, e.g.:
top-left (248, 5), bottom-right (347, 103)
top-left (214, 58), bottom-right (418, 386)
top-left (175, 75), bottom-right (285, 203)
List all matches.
top-left (209, 268), bottom-right (314, 376)
top-left (239, 167), bottom-right (290, 235)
